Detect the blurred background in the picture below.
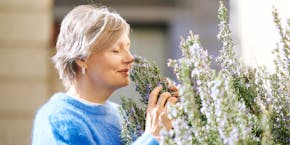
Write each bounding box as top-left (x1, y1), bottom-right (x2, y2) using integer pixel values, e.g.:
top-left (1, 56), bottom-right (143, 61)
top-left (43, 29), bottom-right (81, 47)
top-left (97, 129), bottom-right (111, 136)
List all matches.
top-left (0, 0), bottom-right (289, 144)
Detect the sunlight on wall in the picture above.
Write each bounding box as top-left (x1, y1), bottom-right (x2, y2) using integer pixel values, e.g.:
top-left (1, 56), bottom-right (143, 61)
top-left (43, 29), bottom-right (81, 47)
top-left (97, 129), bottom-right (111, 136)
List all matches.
top-left (234, 0), bottom-right (289, 72)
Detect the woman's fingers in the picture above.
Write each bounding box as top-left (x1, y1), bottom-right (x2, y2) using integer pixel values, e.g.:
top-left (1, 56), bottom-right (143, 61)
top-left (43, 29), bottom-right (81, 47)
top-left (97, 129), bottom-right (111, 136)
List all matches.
top-left (148, 83), bottom-right (179, 110)
top-left (148, 85), bottom-right (163, 109)
top-left (164, 77), bottom-right (179, 97)
top-left (167, 97), bottom-right (178, 105)
top-left (168, 85), bottom-right (178, 92)
top-left (169, 86), bottom-right (178, 96)
top-left (170, 91), bottom-right (179, 98)
top-left (157, 92), bottom-right (171, 108)
top-left (145, 82), bottom-right (179, 137)
top-left (159, 110), bottom-right (172, 130)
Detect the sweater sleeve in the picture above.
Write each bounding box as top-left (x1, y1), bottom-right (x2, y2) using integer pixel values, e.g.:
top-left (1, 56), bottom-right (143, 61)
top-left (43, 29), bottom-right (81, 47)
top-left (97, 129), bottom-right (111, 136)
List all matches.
top-left (131, 132), bottom-right (159, 145)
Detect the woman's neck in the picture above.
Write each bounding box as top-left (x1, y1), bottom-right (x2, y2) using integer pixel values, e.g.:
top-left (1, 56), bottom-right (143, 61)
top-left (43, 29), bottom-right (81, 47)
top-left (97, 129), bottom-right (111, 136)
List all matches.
top-left (66, 82), bottom-right (113, 104)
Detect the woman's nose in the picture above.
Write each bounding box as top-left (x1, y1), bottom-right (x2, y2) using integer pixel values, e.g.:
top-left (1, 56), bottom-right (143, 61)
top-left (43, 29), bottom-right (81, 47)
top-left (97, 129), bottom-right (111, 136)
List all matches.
top-left (124, 51), bottom-right (134, 64)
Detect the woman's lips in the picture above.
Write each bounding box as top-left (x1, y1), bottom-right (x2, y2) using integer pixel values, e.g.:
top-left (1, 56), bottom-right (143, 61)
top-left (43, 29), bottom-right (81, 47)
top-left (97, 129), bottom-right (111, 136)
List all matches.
top-left (118, 69), bottom-right (130, 76)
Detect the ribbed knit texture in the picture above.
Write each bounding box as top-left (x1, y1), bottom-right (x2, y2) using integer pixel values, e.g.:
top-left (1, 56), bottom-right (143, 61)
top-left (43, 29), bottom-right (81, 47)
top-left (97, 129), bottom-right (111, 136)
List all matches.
top-left (32, 93), bottom-right (158, 145)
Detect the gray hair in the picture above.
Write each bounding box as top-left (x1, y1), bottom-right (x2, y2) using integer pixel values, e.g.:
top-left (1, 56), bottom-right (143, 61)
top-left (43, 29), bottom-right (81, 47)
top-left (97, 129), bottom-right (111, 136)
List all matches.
top-left (52, 5), bottom-right (130, 89)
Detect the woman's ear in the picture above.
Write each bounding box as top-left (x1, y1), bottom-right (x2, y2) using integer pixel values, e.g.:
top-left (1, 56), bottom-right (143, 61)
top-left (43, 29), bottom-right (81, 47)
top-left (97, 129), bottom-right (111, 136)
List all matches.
top-left (75, 58), bottom-right (87, 75)
top-left (75, 58), bottom-right (86, 67)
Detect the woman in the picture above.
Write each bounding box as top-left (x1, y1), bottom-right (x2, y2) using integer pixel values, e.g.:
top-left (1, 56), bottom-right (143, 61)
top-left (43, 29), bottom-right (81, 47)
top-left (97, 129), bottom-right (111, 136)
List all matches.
top-left (32, 5), bottom-right (177, 145)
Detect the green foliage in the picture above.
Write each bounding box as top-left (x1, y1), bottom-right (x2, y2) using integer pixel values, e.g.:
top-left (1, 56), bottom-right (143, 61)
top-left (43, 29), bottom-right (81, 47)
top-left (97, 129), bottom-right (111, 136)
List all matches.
top-left (120, 56), bottom-right (174, 144)
top-left (231, 72), bottom-right (260, 115)
top-left (130, 56), bottom-right (172, 105)
top-left (119, 97), bottom-right (146, 145)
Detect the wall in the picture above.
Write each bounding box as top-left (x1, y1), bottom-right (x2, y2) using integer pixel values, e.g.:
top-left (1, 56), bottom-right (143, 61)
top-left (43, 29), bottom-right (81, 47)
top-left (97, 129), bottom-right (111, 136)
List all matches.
top-left (0, 0), bottom-right (52, 144)
top-left (230, 0), bottom-right (290, 72)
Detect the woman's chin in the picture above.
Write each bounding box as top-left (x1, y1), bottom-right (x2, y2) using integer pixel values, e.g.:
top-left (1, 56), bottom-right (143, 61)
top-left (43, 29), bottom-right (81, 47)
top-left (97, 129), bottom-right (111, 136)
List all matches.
top-left (115, 79), bottom-right (130, 88)
top-left (122, 80), bottom-right (130, 86)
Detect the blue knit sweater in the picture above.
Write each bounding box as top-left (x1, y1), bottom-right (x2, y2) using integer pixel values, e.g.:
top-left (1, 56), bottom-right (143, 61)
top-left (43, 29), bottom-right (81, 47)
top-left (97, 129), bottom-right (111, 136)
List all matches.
top-left (32, 93), bottom-right (159, 145)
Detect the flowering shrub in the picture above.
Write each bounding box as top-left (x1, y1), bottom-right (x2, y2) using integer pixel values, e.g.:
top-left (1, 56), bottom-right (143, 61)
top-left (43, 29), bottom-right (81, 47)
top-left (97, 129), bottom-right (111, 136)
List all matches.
top-left (120, 0), bottom-right (289, 145)
top-left (161, 1), bottom-right (289, 145)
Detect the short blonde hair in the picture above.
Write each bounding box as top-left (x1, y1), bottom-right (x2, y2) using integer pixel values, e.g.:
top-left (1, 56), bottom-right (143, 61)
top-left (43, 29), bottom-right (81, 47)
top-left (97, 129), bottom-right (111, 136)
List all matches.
top-left (52, 5), bottom-right (130, 89)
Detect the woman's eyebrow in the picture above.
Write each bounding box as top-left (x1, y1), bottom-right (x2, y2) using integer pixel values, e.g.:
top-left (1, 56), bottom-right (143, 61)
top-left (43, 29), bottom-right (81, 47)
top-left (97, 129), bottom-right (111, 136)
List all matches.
top-left (120, 42), bottom-right (131, 47)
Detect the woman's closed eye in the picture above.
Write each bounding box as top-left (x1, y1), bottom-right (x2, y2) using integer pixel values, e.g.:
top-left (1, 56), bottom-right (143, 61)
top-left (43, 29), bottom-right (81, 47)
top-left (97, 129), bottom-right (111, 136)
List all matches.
top-left (112, 50), bottom-right (120, 53)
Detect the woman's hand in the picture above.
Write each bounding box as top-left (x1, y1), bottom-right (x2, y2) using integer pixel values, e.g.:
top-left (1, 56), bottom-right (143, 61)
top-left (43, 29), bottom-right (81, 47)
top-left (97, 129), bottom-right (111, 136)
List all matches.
top-left (145, 84), bottom-right (178, 139)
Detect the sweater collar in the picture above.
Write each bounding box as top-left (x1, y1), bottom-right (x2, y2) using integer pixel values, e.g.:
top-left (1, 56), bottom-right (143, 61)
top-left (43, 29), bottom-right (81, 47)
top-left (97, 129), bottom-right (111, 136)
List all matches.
top-left (50, 93), bottom-right (113, 115)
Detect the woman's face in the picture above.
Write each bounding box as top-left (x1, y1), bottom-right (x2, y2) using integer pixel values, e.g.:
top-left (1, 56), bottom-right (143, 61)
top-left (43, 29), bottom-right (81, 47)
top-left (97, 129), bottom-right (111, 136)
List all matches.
top-left (85, 31), bottom-right (134, 90)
